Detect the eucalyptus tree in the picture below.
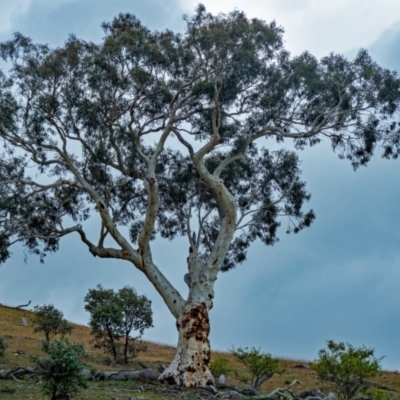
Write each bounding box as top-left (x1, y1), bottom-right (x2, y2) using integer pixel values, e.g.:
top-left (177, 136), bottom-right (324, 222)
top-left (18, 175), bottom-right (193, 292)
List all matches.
top-left (1, 5), bottom-right (400, 387)
top-left (84, 284), bottom-right (153, 364)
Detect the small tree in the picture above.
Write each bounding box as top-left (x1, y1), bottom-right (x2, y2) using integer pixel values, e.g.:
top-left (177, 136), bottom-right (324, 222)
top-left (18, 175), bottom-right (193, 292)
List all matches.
top-left (84, 285), bottom-right (121, 362)
top-left (119, 286), bottom-right (153, 364)
top-left (231, 346), bottom-right (281, 389)
top-left (312, 340), bottom-right (383, 400)
top-left (0, 335), bottom-right (8, 358)
top-left (33, 304), bottom-right (73, 342)
top-left (31, 338), bottom-right (87, 400)
top-left (84, 284), bottom-right (153, 364)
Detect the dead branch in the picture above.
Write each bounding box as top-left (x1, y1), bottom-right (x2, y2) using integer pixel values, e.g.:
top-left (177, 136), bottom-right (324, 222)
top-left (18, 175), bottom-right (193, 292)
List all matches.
top-left (15, 300), bottom-right (31, 309)
top-left (92, 368), bottom-right (159, 382)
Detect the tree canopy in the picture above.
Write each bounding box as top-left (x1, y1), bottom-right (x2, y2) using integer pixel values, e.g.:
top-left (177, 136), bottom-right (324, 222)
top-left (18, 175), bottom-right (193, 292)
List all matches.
top-left (2, 5), bottom-right (399, 271)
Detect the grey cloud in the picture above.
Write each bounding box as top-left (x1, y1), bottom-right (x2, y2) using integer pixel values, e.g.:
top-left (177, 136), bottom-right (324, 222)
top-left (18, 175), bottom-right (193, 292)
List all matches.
top-left (368, 22), bottom-right (400, 70)
top-left (0, 0), bottom-right (186, 45)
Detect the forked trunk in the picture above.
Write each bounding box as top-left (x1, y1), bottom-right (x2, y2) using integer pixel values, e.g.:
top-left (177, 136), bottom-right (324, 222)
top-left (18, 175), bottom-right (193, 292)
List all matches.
top-left (159, 302), bottom-right (214, 387)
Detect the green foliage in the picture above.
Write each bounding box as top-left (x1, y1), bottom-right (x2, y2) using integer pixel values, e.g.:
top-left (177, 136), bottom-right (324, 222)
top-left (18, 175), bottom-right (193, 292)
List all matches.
top-left (31, 338), bottom-right (87, 400)
top-left (210, 355), bottom-right (233, 378)
top-left (33, 304), bottom-right (73, 342)
top-left (0, 335), bottom-right (8, 357)
top-left (231, 346), bottom-right (281, 389)
top-left (84, 284), bottom-right (153, 364)
top-left (362, 387), bottom-right (393, 400)
top-left (2, 6), bottom-right (398, 272)
top-left (311, 340), bottom-right (383, 400)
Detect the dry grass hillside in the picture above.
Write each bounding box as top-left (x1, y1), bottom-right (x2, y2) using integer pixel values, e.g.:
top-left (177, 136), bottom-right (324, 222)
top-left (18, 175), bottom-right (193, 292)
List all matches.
top-left (1, 303), bottom-right (400, 399)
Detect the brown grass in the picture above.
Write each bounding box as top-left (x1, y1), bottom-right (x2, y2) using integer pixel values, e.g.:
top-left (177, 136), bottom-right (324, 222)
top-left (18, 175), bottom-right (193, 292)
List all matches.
top-left (0, 303), bottom-right (177, 373)
top-left (1, 303), bottom-right (400, 396)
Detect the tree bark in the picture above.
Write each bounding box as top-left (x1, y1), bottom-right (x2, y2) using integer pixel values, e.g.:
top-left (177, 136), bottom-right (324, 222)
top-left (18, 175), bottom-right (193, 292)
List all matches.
top-left (159, 301), bottom-right (214, 387)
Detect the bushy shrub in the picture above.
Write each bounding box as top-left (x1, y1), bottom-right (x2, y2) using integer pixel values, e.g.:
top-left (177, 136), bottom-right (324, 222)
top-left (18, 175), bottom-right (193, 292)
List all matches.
top-left (231, 346), bottom-right (281, 389)
top-left (0, 336), bottom-right (8, 357)
top-left (210, 355), bottom-right (233, 379)
top-left (311, 340), bottom-right (383, 400)
top-left (31, 339), bottom-right (87, 400)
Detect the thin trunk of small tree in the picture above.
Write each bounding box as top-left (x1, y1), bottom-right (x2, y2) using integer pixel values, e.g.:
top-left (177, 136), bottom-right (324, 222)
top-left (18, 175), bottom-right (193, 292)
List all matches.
top-left (123, 335), bottom-right (128, 364)
top-left (106, 327), bottom-right (119, 362)
top-left (111, 342), bottom-right (117, 362)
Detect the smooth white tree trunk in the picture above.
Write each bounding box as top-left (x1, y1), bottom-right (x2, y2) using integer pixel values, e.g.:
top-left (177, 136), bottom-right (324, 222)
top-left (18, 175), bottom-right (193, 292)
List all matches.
top-left (144, 136), bottom-right (237, 388)
top-left (159, 301), bottom-right (214, 387)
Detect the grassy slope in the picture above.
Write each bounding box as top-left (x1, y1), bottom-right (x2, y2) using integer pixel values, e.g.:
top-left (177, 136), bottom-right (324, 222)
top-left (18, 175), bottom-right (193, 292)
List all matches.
top-left (1, 304), bottom-right (400, 399)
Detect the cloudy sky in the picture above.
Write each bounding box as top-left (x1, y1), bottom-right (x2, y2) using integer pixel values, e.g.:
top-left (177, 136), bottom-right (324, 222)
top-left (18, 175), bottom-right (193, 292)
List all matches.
top-left (1, 0), bottom-right (400, 370)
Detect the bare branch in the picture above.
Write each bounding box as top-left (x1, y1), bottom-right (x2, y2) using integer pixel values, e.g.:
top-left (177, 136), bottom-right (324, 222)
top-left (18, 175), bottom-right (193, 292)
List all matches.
top-left (172, 127), bottom-right (194, 157)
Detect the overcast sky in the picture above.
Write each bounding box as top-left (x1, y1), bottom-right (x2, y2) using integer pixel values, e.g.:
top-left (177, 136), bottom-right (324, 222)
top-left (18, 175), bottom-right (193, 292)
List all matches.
top-left (1, 0), bottom-right (400, 370)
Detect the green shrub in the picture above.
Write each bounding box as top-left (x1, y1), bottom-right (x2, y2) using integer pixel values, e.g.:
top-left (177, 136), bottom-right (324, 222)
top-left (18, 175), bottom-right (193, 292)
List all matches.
top-left (0, 336), bottom-right (8, 358)
top-left (311, 340), bottom-right (383, 400)
top-left (362, 387), bottom-right (393, 400)
top-left (33, 304), bottom-right (73, 342)
top-left (31, 338), bottom-right (87, 400)
top-left (210, 355), bottom-right (233, 378)
top-left (231, 346), bottom-right (281, 389)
